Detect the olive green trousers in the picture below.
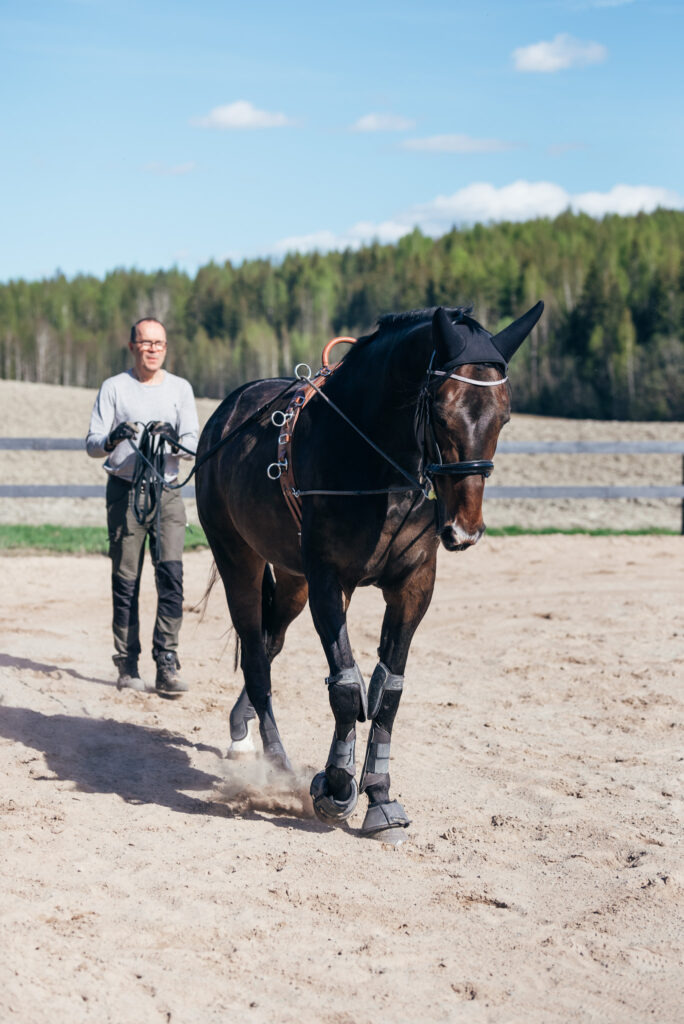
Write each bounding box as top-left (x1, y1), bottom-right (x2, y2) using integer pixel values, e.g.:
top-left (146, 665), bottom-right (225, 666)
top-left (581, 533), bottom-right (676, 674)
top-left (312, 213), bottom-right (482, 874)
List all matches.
top-left (106, 475), bottom-right (186, 663)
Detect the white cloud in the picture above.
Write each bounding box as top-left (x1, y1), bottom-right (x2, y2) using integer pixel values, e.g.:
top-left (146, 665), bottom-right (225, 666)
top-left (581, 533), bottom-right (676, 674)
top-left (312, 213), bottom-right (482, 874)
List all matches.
top-left (143, 161), bottom-right (196, 176)
top-left (272, 181), bottom-right (683, 254)
top-left (192, 100), bottom-right (293, 130)
top-left (513, 34), bottom-right (607, 72)
top-left (273, 220), bottom-right (408, 256)
top-left (350, 113), bottom-right (415, 132)
top-left (402, 134), bottom-right (516, 154)
top-left (571, 184), bottom-right (679, 217)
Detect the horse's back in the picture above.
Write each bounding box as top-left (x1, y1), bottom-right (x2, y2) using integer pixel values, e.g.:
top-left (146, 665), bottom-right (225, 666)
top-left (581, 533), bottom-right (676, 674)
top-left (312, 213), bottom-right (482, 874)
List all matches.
top-left (198, 377), bottom-right (294, 455)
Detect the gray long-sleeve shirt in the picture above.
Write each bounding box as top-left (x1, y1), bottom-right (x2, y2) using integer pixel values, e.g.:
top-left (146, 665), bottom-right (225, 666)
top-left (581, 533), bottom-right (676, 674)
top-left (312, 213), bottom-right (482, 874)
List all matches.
top-left (86, 369), bottom-right (200, 482)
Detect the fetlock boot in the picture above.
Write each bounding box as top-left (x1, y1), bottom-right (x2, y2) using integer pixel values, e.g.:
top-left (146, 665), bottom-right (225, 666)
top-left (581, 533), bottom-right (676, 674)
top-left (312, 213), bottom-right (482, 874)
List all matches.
top-left (113, 655), bottom-right (147, 692)
top-left (154, 652), bottom-right (189, 699)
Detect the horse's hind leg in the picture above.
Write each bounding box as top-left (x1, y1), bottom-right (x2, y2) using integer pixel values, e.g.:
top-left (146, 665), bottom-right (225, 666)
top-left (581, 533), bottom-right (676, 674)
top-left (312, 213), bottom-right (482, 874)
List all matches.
top-left (263, 567), bottom-right (309, 662)
top-left (228, 567), bottom-right (308, 754)
top-left (228, 686), bottom-right (258, 755)
top-left (213, 543), bottom-right (292, 771)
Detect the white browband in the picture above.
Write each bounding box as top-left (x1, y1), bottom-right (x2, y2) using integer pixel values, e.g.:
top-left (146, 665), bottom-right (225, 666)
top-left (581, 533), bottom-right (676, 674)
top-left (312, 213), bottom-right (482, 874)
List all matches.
top-left (431, 370), bottom-right (509, 387)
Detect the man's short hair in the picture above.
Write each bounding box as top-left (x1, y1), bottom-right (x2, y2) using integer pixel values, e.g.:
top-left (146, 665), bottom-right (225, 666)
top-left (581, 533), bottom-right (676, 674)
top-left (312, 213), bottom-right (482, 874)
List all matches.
top-left (130, 317), bottom-right (166, 345)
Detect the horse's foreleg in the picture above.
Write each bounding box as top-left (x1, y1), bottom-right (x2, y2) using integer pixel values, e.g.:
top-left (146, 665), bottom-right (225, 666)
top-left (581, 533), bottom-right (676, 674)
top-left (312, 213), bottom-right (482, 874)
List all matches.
top-left (307, 566), bottom-right (367, 825)
top-left (359, 561), bottom-right (436, 836)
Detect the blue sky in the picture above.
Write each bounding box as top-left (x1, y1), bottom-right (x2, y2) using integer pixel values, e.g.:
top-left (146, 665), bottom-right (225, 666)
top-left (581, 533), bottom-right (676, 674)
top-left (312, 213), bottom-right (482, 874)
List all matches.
top-left (2, 0), bottom-right (682, 282)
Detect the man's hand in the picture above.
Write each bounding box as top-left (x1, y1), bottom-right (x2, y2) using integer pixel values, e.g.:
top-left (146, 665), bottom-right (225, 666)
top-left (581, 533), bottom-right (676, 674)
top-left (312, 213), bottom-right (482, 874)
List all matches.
top-left (105, 421), bottom-right (137, 452)
top-left (149, 421), bottom-right (180, 452)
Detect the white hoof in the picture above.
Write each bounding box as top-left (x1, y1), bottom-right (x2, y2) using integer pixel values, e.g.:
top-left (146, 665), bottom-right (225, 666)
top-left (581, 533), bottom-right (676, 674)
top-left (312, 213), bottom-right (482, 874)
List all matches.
top-left (369, 828), bottom-right (409, 847)
top-left (226, 718), bottom-right (257, 758)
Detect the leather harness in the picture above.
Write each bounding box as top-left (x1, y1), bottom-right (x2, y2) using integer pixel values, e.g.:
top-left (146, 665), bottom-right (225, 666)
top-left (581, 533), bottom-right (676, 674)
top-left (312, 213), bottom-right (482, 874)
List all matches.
top-left (274, 337), bottom-right (355, 532)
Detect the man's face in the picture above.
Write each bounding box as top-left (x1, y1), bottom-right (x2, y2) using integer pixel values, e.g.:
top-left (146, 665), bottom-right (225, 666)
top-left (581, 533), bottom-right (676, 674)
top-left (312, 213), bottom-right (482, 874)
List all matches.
top-left (129, 320), bottom-right (167, 376)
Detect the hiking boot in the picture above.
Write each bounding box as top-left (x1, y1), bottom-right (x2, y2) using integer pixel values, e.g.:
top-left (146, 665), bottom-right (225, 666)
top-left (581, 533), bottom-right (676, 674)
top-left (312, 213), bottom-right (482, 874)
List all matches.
top-left (114, 656), bottom-right (147, 692)
top-left (155, 652), bottom-right (189, 699)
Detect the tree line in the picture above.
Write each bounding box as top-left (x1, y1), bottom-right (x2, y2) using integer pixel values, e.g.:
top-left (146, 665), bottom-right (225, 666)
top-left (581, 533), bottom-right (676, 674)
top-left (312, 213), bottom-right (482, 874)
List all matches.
top-left (1, 208), bottom-right (682, 419)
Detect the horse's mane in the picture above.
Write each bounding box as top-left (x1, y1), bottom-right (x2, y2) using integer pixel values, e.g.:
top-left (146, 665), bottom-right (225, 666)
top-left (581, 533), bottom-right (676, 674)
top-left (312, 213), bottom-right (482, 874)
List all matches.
top-left (377, 304), bottom-right (473, 329)
top-left (348, 304), bottom-right (476, 355)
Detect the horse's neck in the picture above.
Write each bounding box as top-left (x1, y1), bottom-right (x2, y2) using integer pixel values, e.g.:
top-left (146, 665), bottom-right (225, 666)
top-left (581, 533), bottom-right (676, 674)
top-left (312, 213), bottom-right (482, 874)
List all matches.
top-left (331, 326), bottom-right (432, 446)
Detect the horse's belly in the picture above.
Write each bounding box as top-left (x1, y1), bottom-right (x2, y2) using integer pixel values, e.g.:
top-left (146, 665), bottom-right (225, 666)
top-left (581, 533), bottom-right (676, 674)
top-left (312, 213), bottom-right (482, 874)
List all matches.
top-left (224, 462), bottom-right (304, 574)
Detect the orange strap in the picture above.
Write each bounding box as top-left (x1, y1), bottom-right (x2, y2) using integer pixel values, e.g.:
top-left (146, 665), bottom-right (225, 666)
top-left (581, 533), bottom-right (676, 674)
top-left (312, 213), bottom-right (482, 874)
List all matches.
top-left (321, 336), bottom-right (356, 368)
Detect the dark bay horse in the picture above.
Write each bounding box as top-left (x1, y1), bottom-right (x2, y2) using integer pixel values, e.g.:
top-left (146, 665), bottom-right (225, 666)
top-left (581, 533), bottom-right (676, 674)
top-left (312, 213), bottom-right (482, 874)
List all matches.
top-left (195, 302), bottom-right (543, 838)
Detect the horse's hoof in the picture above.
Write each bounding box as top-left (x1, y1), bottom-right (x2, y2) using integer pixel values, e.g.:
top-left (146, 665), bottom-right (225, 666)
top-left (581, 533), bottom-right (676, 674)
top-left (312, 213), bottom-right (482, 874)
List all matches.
top-left (360, 800), bottom-right (410, 838)
top-left (310, 771), bottom-right (358, 825)
top-left (225, 718), bottom-right (257, 758)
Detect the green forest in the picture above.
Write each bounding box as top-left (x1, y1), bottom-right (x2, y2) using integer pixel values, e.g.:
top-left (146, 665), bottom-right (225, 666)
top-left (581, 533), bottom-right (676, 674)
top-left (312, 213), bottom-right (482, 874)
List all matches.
top-left (1, 209), bottom-right (682, 419)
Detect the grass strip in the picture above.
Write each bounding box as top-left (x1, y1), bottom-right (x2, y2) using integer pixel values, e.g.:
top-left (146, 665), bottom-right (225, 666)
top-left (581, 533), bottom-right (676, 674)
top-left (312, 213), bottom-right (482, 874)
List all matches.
top-left (0, 523), bottom-right (210, 554)
top-left (0, 523), bottom-right (678, 553)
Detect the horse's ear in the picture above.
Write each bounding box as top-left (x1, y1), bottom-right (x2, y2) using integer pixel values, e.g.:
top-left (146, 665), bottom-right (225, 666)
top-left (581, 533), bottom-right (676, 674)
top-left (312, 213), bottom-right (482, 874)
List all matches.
top-left (492, 301), bottom-right (544, 363)
top-left (432, 307), bottom-right (466, 364)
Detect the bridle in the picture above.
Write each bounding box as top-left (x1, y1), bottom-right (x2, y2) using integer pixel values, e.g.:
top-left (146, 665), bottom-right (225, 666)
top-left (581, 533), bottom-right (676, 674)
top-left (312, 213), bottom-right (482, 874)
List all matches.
top-left (421, 359), bottom-right (509, 484)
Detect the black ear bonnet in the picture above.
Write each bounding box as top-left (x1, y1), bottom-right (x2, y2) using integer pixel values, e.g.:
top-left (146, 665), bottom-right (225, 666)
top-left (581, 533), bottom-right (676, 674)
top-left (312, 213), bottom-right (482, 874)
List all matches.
top-left (432, 301), bottom-right (544, 373)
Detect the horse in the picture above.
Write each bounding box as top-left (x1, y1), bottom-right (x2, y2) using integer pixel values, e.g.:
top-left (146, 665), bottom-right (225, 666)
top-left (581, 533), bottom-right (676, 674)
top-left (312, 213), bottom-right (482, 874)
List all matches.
top-left (195, 301), bottom-right (543, 838)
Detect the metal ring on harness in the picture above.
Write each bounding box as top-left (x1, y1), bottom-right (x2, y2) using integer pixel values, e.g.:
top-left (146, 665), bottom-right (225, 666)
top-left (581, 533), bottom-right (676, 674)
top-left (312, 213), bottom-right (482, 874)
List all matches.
top-left (267, 458), bottom-right (288, 480)
top-left (294, 363), bottom-right (312, 380)
top-left (321, 336), bottom-right (356, 367)
top-left (271, 409), bottom-right (293, 428)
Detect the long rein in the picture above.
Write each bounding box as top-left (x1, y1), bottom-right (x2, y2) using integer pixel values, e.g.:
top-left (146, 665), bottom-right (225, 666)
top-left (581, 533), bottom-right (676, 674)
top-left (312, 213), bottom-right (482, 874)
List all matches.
top-left (123, 355), bottom-right (508, 509)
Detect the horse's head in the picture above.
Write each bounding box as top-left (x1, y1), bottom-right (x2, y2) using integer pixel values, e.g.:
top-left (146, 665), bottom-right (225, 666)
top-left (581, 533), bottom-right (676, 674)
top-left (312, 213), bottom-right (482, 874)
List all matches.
top-left (427, 302), bottom-right (543, 551)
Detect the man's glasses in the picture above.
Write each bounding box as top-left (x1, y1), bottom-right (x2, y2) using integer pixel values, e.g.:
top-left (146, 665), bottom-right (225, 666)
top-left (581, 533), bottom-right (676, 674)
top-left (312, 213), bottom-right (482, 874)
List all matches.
top-left (135, 340), bottom-right (167, 350)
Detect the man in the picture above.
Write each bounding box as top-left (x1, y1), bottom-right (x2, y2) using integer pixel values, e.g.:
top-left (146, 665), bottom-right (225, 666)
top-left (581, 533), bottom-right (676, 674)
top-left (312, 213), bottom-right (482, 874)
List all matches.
top-left (86, 317), bottom-right (199, 698)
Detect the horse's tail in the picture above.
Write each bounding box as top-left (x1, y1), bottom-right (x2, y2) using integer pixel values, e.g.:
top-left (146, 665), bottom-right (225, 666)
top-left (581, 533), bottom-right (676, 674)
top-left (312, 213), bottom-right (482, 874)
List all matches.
top-left (195, 559), bottom-right (275, 670)
top-left (193, 560), bottom-right (242, 670)
top-left (193, 560), bottom-right (219, 620)
top-left (261, 563), bottom-right (277, 651)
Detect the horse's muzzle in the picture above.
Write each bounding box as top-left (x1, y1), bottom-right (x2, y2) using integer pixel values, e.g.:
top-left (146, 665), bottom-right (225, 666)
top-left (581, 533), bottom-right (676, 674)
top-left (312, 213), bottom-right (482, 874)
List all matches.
top-left (440, 523), bottom-right (484, 551)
